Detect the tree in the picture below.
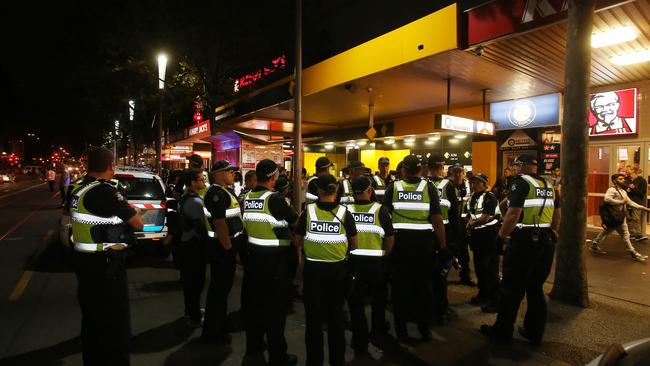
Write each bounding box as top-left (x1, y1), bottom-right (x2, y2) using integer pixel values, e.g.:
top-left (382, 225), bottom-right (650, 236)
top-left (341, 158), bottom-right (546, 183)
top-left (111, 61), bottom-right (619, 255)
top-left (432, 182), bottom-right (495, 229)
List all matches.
top-left (549, 0), bottom-right (593, 308)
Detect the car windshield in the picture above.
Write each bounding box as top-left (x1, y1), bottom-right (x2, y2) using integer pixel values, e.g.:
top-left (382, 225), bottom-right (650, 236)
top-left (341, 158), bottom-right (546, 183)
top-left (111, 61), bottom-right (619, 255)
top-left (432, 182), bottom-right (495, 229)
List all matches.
top-left (115, 176), bottom-right (165, 200)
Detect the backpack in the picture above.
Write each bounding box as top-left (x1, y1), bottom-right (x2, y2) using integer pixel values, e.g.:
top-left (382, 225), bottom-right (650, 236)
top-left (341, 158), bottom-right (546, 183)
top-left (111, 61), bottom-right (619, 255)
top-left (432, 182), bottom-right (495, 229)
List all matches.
top-left (599, 188), bottom-right (626, 228)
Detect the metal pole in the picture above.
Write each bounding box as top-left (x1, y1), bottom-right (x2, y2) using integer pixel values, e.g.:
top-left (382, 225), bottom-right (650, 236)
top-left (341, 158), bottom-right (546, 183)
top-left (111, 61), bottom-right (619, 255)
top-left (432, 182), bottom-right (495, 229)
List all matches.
top-left (113, 140), bottom-right (117, 165)
top-left (446, 78), bottom-right (451, 113)
top-left (292, 0), bottom-right (303, 210)
top-left (157, 91), bottom-right (163, 173)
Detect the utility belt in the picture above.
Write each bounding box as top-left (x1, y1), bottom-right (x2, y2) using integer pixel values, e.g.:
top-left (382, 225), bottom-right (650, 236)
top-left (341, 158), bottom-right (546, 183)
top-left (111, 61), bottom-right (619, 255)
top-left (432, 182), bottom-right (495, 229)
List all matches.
top-left (249, 244), bottom-right (290, 255)
top-left (207, 230), bottom-right (244, 239)
top-left (73, 242), bottom-right (128, 253)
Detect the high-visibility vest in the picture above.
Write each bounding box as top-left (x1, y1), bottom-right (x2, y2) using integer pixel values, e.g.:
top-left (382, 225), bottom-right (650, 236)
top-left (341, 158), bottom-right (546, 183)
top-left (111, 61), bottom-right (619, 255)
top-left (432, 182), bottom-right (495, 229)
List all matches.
top-left (469, 191), bottom-right (500, 229)
top-left (349, 202), bottom-right (385, 257)
top-left (303, 203), bottom-right (349, 262)
top-left (518, 174), bottom-right (555, 228)
top-left (432, 178), bottom-right (451, 224)
top-left (70, 180), bottom-right (128, 253)
top-left (242, 190), bottom-right (290, 247)
top-left (391, 179), bottom-right (433, 231)
top-left (461, 179), bottom-right (471, 218)
top-left (339, 179), bottom-right (354, 205)
top-left (305, 176), bottom-right (319, 204)
top-left (372, 175), bottom-right (387, 199)
top-left (203, 184), bottom-right (243, 239)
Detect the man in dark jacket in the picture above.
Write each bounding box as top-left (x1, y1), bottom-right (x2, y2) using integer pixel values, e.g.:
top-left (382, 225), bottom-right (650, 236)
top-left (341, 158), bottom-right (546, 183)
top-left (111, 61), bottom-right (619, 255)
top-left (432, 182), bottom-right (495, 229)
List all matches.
top-left (627, 167), bottom-right (648, 241)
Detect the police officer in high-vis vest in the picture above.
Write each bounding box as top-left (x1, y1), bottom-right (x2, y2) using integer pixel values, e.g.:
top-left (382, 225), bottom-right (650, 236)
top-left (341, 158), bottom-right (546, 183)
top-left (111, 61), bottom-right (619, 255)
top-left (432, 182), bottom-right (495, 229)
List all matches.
top-left (242, 159), bottom-right (298, 366)
top-left (481, 155), bottom-right (560, 345)
top-left (178, 169), bottom-right (210, 327)
top-left (465, 173), bottom-right (501, 313)
top-left (295, 174), bottom-right (358, 366)
top-left (337, 161), bottom-right (375, 205)
top-left (427, 153), bottom-right (460, 325)
top-left (383, 154), bottom-right (446, 341)
top-left (348, 176), bottom-right (394, 354)
top-left (372, 156), bottom-right (392, 202)
top-left (70, 147), bottom-right (143, 366)
top-left (202, 160), bottom-right (243, 344)
top-left (451, 164), bottom-right (476, 286)
top-left (305, 156), bottom-right (332, 206)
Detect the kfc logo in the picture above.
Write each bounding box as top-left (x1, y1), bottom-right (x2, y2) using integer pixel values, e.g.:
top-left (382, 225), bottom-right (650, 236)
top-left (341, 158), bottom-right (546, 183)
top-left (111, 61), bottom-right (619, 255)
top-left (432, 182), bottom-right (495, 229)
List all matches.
top-left (588, 88), bottom-right (637, 136)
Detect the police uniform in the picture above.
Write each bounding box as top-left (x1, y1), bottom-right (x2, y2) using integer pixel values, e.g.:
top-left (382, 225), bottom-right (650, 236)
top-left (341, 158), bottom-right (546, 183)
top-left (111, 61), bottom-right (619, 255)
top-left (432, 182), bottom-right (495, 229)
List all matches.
top-left (371, 175), bottom-right (387, 202)
top-left (178, 189), bottom-right (209, 323)
top-left (453, 176), bottom-right (473, 284)
top-left (338, 178), bottom-right (355, 205)
top-left (296, 200), bottom-right (357, 366)
top-left (305, 175), bottom-right (319, 205)
top-left (466, 179), bottom-right (501, 307)
top-left (488, 172), bottom-right (558, 343)
top-left (428, 175), bottom-right (458, 324)
top-left (384, 169), bottom-right (442, 339)
top-left (242, 172), bottom-right (298, 365)
top-left (70, 176), bottom-right (137, 366)
top-left (348, 198), bottom-right (394, 352)
top-left (202, 181), bottom-right (244, 342)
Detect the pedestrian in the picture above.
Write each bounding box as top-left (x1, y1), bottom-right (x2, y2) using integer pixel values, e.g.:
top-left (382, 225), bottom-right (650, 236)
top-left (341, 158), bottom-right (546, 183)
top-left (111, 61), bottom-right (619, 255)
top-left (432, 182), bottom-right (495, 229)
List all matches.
top-left (450, 164), bottom-right (476, 287)
top-left (589, 173), bottom-right (650, 261)
top-left (348, 176), bottom-right (394, 354)
top-left (70, 147), bottom-right (143, 366)
top-left (295, 174), bottom-right (358, 366)
top-left (480, 155), bottom-right (559, 345)
top-left (383, 154), bottom-right (446, 341)
top-left (305, 157), bottom-right (333, 205)
top-left (373, 157), bottom-right (392, 202)
top-left (426, 153), bottom-right (458, 325)
top-left (202, 161), bottom-right (244, 345)
top-left (47, 167), bottom-right (56, 191)
top-left (58, 165), bottom-right (71, 207)
top-left (626, 167), bottom-right (647, 241)
top-left (238, 170), bottom-right (258, 205)
top-left (173, 154), bottom-right (207, 200)
top-left (465, 173), bottom-right (501, 313)
top-left (178, 168), bottom-right (209, 327)
top-left (550, 167), bottom-right (562, 192)
top-left (242, 159), bottom-right (298, 366)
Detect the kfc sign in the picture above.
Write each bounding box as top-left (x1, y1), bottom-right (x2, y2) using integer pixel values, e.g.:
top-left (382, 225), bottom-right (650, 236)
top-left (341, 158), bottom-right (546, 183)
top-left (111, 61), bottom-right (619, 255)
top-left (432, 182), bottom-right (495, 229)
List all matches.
top-left (588, 88), bottom-right (638, 137)
top-left (466, 0), bottom-right (624, 46)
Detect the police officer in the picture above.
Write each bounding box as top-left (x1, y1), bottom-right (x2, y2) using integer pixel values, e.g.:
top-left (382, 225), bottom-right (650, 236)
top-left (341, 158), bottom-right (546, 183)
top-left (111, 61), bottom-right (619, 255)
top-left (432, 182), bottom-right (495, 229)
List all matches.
top-left (173, 153), bottom-right (208, 200)
top-left (465, 173), bottom-right (501, 313)
top-left (242, 159), bottom-right (298, 366)
top-left (451, 164), bottom-right (476, 287)
top-left (305, 157), bottom-right (333, 205)
top-left (70, 147), bottom-right (143, 366)
top-left (426, 153), bottom-right (459, 325)
top-left (481, 155), bottom-right (560, 345)
top-left (372, 157), bottom-right (391, 202)
top-left (295, 174), bottom-right (358, 366)
top-left (178, 168), bottom-right (209, 327)
top-left (384, 154), bottom-right (446, 341)
top-left (202, 160), bottom-right (243, 344)
top-left (338, 161), bottom-right (376, 205)
top-left (348, 176), bottom-right (395, 354)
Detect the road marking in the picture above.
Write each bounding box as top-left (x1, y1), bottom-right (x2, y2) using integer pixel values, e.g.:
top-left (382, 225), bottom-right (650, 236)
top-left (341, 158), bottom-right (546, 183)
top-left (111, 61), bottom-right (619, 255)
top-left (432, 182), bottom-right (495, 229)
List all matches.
top-left (0, 212), bottom-right (36, 242)
top-left (8, 271), bottom-right (34, 301)
top-left (0, 182), bottom-right (47, 201)
top-left (7, 229), bottom-right (55, 301)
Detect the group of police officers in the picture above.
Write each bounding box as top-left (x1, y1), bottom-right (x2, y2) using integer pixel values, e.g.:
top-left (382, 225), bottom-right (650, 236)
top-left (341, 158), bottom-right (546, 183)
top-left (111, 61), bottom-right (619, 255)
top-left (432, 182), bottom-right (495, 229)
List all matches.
top-left (67, 146), bottom-right (559, 366)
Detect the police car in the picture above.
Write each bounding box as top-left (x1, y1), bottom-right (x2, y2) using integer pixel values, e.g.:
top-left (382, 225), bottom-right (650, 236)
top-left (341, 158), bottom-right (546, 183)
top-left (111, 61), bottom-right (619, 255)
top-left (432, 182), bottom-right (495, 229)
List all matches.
top-left (59, 166), bottom-right (168, 247)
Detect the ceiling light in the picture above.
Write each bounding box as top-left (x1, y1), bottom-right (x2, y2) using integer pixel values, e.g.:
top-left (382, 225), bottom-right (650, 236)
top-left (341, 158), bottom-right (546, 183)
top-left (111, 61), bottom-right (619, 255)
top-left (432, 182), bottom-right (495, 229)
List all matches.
top-left (357, 140), bottom-right (367, 146)
top-left (611, 49), bottom-right (650, 65)
top-left (404, 142), bottom-right (414, 147)
top-left (384, 138), bottom-right (395, 145)
top-left (592, 26), bottom-right (637, 48)
top-left (404, 136), bottom-right (416, 143)
top-left (425, 140), bottom-right (435, 145)
top-left (427, 136), bottom-right (440, 141)
top-left (324, 144), bottom-right (334, 150)
top-left (449, 138), bottom-right (459, 144)
top-left (454, 134), bottom-right (467, 139)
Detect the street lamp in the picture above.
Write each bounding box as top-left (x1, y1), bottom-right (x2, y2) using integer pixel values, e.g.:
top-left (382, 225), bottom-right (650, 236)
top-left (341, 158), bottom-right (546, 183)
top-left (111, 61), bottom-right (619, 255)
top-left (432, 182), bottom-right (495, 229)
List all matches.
top-left (157, 53), bottom-right (167, 172)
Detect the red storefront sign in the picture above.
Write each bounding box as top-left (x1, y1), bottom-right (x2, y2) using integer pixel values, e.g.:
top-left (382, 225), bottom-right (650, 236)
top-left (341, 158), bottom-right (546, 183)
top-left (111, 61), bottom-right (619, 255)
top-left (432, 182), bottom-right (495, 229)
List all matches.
top-left (466, 0), bottom-right (624, 46)
top-left (588, 88), bottom-right (638, 137)
top-left (187, 121), bottom-right (211, 139)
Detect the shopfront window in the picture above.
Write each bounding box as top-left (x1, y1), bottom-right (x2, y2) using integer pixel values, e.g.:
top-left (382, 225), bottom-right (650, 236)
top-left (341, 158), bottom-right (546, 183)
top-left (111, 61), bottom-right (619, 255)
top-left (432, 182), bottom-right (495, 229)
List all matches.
top-left (587, 146), bottom-right (611, 227)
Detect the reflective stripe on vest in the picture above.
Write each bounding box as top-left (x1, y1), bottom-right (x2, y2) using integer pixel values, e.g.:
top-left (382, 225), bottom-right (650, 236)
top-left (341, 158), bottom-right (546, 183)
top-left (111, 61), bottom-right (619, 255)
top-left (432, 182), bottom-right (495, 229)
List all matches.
top-left (469, 192), bottom-right (499, 229)
top-left (350, 249), bottom-right (385, 256)
top-left (349, 202), bottom-right (384, 254)
top-left (373, 176), bottom-right (386, 197)
top-left (303, 203), bottom-right (348, 261)
top-left (243, 190), bottom-right (289, 247)
top-left (392, 180), bottom-right (433, 231)
top-left (519, 174), bottom-right (555, 226)
top-left (340, 179), bottom-right (354, 204)
top-left (305, 176), bottom-right (319, 204)
top-left (433, 178), bottom-right (450, 224)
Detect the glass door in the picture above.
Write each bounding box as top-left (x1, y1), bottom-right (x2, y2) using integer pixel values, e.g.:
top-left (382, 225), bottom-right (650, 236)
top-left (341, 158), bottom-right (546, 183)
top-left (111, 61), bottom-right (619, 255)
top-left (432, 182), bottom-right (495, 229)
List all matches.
top-left (587, 146), bottom-right (611, 227)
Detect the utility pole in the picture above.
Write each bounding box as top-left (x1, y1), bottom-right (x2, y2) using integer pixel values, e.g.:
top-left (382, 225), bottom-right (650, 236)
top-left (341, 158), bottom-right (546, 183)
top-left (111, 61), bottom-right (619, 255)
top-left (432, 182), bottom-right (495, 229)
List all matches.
top-left (549, 0), bottom-right (593, 308)
top-left (292, 0), bottom-right (303, 211)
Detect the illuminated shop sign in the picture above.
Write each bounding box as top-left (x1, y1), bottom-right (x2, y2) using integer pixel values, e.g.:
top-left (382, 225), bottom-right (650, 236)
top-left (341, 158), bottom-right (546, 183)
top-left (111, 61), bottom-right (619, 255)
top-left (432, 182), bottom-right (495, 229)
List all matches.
top-left (233, 55), bottom-right (287, 92)
top-left (188, 121), bottom-right (210, 137)
top-left (490, 93), bottom-right (561, 130)
top-left (434, 114), bottom-right (495, 135)
top-left (588, 88), bottom-right (637, 137)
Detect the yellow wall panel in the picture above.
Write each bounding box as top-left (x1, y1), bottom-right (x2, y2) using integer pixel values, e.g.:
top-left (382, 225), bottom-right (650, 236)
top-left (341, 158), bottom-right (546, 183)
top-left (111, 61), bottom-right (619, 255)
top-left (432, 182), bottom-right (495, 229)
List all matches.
top-left (471, 141), bottom-right (497, 187)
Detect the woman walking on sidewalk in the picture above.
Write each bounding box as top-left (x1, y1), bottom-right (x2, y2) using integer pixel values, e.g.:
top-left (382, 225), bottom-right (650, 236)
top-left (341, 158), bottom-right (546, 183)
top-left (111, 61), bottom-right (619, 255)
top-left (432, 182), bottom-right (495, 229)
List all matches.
top-left (589, 174), bottom-right (650, 262)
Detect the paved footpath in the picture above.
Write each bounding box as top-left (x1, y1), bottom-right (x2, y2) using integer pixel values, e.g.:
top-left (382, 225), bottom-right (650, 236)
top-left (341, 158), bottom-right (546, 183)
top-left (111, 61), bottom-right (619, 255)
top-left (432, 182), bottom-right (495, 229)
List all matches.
top-left (0, 184), bottom-right (648, 366)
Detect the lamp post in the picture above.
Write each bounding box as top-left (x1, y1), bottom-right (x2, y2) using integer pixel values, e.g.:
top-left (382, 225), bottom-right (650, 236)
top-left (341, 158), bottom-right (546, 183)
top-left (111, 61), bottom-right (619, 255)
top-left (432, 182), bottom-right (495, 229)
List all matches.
top-left (157, 53), bottom-right (167, 173)
top-left (114, 120), bottom-right (120, 165)
top-left (128, 100), bottom-right (135, 165)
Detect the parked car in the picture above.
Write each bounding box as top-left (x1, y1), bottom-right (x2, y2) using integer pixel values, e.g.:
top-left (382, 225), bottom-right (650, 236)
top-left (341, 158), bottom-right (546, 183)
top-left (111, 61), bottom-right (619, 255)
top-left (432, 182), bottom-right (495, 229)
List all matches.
top-left (60, 166), bottom-right (168, 247)
top-left (587, 338), bottom-right (650, 365)
top-left (0, 172), bottom-right (14, 183)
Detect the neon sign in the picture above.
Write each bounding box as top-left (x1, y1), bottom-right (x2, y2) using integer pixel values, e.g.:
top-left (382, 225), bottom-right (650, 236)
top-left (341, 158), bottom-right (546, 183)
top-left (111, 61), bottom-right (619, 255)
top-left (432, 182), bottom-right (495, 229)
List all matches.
top-left (234, 55), bottom-right (287, 92)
